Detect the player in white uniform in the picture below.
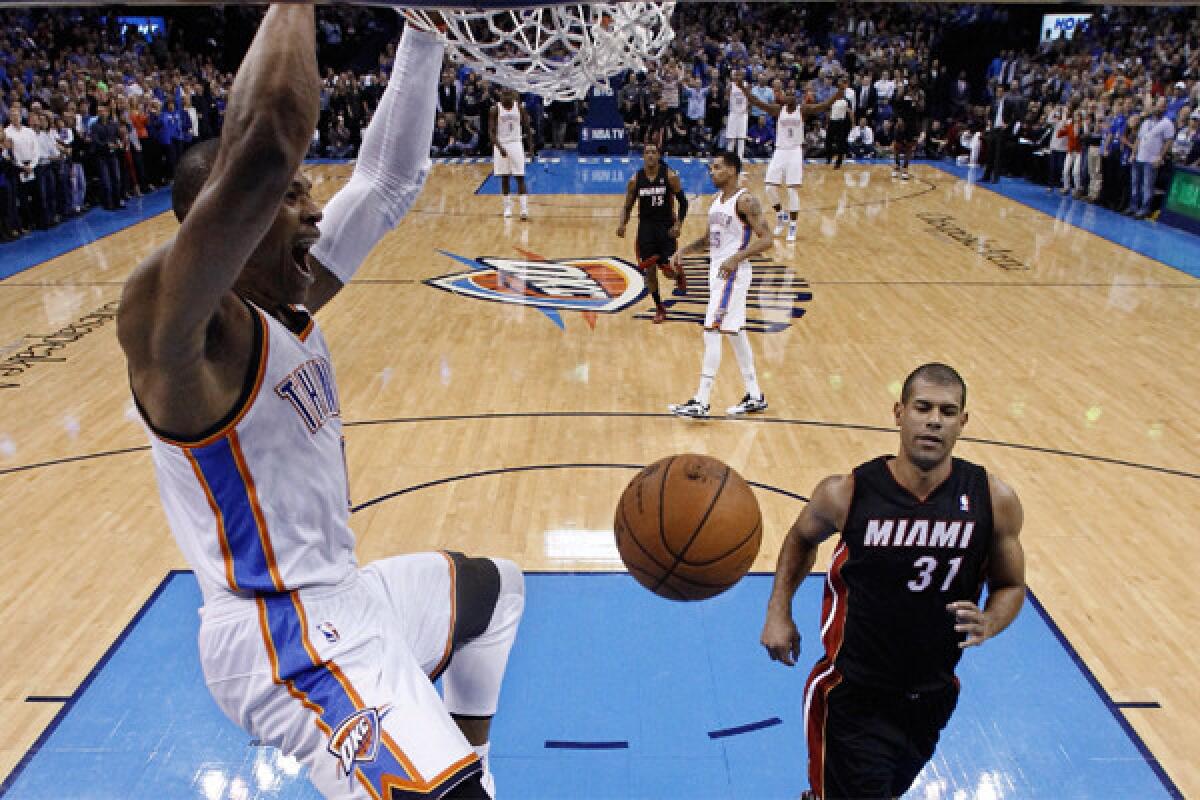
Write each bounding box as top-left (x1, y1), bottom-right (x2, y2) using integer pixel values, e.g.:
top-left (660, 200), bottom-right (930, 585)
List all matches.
top-left (738, 79), bottom-right (838, 243)
top-left (116, 9), bottom-right (522, 799)
top-left (667, 151), bottom-right (774, 418)
top-left (725, 81), bottom-right (750, 158)
top-left (489, 88), bottom-right (532, 219)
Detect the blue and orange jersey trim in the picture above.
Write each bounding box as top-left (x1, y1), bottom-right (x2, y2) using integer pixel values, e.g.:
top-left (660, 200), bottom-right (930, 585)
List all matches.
top-left (256, 591), bottom-right (481, 798)
top-left (428, 552), bottom-right (459, 683)
top-left (186, 430), bottom-right (285, 593)
top-left (143, 303), bottom-right (270, 450)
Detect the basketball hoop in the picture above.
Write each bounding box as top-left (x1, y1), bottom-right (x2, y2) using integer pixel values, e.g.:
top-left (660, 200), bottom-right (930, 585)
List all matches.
top-left (406, 2), bottom-right (676, 101)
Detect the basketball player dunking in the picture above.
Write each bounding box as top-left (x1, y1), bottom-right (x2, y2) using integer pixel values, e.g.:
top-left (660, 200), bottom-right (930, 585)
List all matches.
top-left (761, 363), bottom-right (1026, 800)
top-left (117, 9), bottom-right (522, 798)
top-left (737, 78), bottom-right (838, 243)
top-left (489, 87), bottom-right (533, 219)
top-left (617, 142), bottom-right (689, 323)
top-left (668, 151), bottom-right (773, 418)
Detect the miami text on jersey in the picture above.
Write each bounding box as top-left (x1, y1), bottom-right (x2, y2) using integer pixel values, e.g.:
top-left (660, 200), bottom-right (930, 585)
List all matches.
top-left (863, 519), bottom-right (977, 549)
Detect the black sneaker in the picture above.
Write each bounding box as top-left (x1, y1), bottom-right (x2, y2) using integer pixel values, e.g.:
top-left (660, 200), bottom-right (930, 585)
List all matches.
top-left (668, 398), bottom-right (710, 418)
top-left (726, 393), bottom-right (768, 415)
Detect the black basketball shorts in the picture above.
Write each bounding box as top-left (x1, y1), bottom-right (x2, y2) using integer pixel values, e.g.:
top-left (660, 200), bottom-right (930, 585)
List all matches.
top-left (807, 677), bottom-right (959, 799)
top-left (635, 224), bottom-right (677, 266)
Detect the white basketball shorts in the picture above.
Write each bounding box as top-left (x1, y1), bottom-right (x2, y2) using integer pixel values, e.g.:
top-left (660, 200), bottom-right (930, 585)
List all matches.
top-left (493, 140), bottom-right (525, 177)
top-left (198, 553), bottom-right (480, 799)
top-left (704, 261), bottom-right (754, 333)
top-left (726, 112), bottom-right (749, 141)
top-left (766, 148), bottom-right (804, 186)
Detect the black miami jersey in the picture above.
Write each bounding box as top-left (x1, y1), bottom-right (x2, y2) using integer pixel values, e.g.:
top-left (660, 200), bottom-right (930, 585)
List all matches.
top-left (635, 167), bottom-right (675, 227)
top-left (819, 456), bottom-right (994, 692)
top-left (634, 167), bottom-right (678, 264)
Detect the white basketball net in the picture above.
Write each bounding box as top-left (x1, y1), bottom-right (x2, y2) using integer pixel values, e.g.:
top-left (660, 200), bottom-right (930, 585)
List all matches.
top-left (408, 3), bottom-right (676, 101)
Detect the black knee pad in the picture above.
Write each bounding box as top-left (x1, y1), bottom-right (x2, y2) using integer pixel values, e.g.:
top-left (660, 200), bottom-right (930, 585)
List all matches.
top-left (445, 551), bottom-right (502, 648)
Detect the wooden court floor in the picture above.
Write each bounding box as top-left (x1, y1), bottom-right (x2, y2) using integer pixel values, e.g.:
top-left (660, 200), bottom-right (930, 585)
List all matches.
top-left (1, 160), bottom-right (1197, 795)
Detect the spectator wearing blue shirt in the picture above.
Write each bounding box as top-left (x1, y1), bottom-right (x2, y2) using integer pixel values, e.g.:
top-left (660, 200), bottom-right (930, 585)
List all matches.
top-left (1166, 81), bottom-right (1190, 120)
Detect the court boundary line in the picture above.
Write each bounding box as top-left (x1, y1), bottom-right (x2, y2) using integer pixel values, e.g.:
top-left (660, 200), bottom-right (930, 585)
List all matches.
top-left (1, 413), bottom-right (1196, 482)
top-left (0, 570), bottom-right (1182, 799)
top-left (1024, 592), bottom-right (1183, 799)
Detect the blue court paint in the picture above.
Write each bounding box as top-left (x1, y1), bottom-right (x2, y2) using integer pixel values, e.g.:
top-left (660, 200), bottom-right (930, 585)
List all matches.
top-left (0, 158), bottom-right (348, 282)
top-left (1, 573), bottom-right (1180, 799)
top-left (474, 153), bottom-right (729, 196)
top-left (0, 189), bottom-right (173, 281)
top-left (929, 163), bottom-right (1200, 280)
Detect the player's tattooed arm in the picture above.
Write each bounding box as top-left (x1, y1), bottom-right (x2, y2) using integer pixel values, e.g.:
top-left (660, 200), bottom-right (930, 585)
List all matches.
top-left (616, 177), bottom-right (637, 237)
top-left (717, 192), bottom-right (772, 278)
top-left (737, 192), bottom-right (774, 256)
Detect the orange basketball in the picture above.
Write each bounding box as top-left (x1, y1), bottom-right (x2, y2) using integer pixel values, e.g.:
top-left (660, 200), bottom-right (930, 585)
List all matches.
top-left (614, 454), bottom-right (762, 601)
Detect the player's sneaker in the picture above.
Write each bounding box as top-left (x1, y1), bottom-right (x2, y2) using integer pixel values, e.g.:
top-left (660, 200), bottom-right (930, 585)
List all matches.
top-left (786, 223), bottom-right (797, 243)
top-left (668, 399), bottom-right (710, 418)
top-left (520, 208), bottom-right (529, 220)
top-left (892, 167), bottom-right (900, 178)
top-left (726, 393), bottom-right (768, 415)
top-left (773, 212), bottom-right (787, 236)
top-left (502, 204), bottom-right (513, 218)
top-left (901, 171), bottom-right (911, 181)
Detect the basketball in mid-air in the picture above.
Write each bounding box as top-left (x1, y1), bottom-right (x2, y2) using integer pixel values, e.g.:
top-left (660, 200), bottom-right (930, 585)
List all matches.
top-left (614, 454), bottom-right (762, 601)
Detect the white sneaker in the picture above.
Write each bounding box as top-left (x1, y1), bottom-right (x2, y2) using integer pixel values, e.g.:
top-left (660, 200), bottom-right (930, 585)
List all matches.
top-left (503, 204), bottom-right (513, 218)
top-left (786, 223), bottom-right (797, 243)
top-left (726, 393), bottom-right (768, 415)
top-left (668, 398), bottom-right (710, 418)
top-left (901, 171), bottom-right (910, 181)
top-left (773, 217), bottom-right (786, 236)
top-left (891, 168), bottom-right (900, 178)
top-left (520, 207), bottom-right (529, 220)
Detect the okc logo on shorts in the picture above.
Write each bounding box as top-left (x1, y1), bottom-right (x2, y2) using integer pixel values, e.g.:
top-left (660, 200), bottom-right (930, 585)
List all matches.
top-left (425, 250), bottom-right (645, 329)
top-left (329, 705), bottom-right (391, 779)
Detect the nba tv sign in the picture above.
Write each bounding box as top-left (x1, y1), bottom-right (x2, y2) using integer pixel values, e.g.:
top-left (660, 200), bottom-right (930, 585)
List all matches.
top-left (1041, 13), bottom-right (1091, 43)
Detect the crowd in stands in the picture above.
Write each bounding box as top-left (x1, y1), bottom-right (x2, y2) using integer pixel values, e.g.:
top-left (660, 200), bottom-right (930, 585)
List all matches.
top-left (0, 5), bottom-right (393, 242)
top-left (4, 4), bottom-right (1200, 243)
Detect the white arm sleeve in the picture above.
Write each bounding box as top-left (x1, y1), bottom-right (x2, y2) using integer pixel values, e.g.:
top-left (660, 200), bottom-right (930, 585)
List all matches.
top-left (311, 26), bottom-right (444, 285)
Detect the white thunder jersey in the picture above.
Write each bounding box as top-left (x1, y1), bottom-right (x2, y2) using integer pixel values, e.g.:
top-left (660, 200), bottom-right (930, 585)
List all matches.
top-left (140, 302), bottom-right (355, 603)
top-left (776, 106), bottom-right (804, 151)
top-left (705, 187), bottom-right (754, 332)
top-left (497, 102), bottom-right (522, 142)
top-left (727, 84), bottom-right (749, 140)
top-left (767, 105), bottom-right (806, 185)
top-left (708, 188), bottom-right (750, 270)
top-left (730, 84), bottom-right (749, 117)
